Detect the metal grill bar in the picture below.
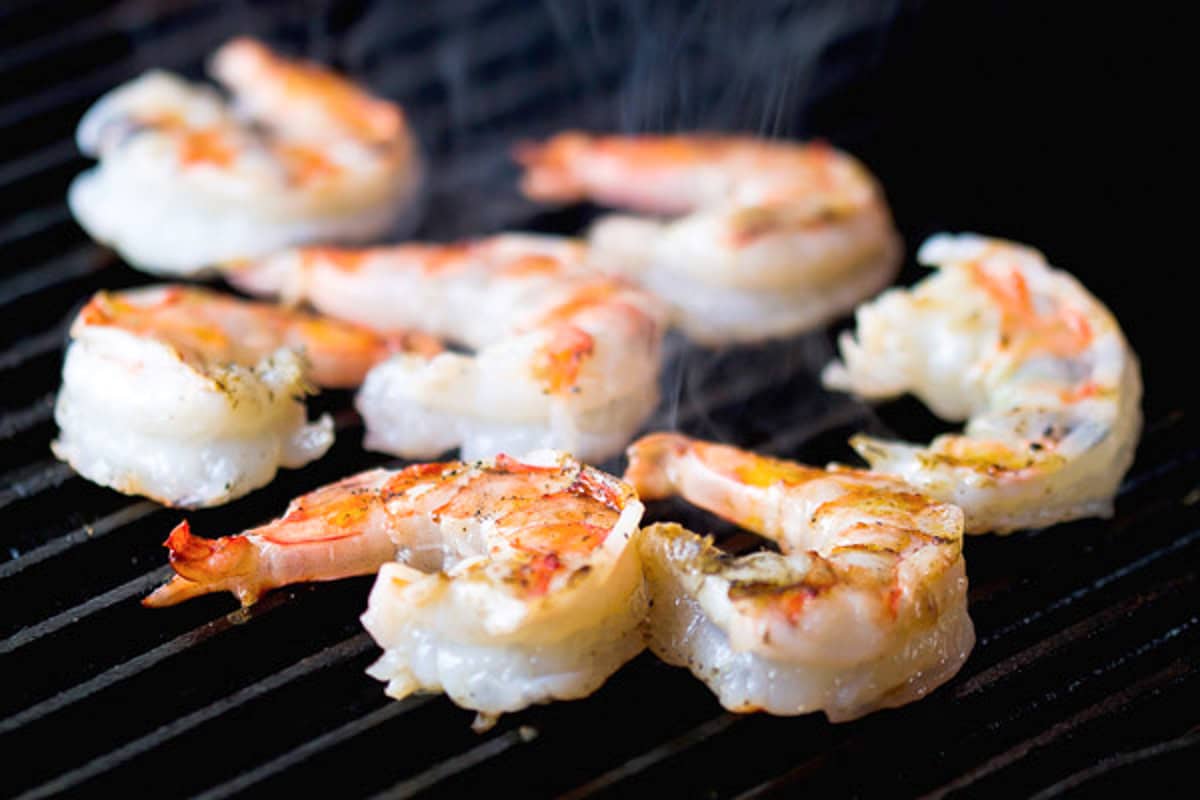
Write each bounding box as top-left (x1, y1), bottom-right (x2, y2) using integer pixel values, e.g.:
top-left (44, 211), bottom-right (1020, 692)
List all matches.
top-left (922, 656), bottom-right (1194, 799)
top-left (369, 724), bottom-right (541, 799)
top-left (0, 565), bottom-right (172, 655)
top-left (195, 699), bottom-right (435, 800)
top-left (1024, 730), bottom-right (1200, 799)
top-left (16, 633), bottom-right (377, 800)
top-left (0, 501), bottom-right (160, 578)
top-left (0, 2), bottom-right (1191, 797)
top-left (0, 321), bottom-right (69, 371)
top-left (0, 141), bottom-right (78, 191)
top-left (0, 393), bottom-right (54, 441)
top-left (560, 715), bottom-right (741, 800)
top-left (0, 462), bottom-right (74, 511)
top-left (0, 590), bottom-right (295, 734)
top-left (0, 206), bottom-right (70, 248)
top-left (0, 248), bottom-right (111, 307)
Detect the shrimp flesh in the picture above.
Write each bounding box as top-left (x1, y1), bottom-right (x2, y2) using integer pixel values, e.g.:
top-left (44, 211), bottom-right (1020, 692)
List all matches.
top-left (52, 285), bottom-right (424, 507)
top-left (625, 433), bottom-right (973, 721)
top-left (69, 37), bottom-right (421, 276)
top-left (823, 233), bottom-right (1143, 533)
top-left (145, 451), bottom-right (647, 724)
top-left (517, 132), bottom-right (902, 344)
top-left (227, 233), bottom-right (667, 463)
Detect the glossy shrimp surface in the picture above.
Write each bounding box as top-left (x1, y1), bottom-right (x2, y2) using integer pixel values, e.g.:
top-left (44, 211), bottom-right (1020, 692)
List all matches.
top-left (625, 433), bottom-right (972, 721)
top-left (69, 37), bottom-right (421, 276)
top-left (145, 452), bottom-right (647, 723)
top-left (52, 285), bottom-right (418, 507)
top-left (517, 132), bottom-right (902, 344)
top-left (823, 233), bottom-right (1143, 533)
top-left (229, 233), bottom-right (666, 463)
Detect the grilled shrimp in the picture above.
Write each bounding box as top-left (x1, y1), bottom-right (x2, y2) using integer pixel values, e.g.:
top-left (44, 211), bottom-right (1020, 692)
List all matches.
top-left (69, 37), bottom-right (421, 276)
top-left (228, 233), bottom-right (666, 463)
top-left (823, 234), bottom-right (1143, 533)
top-left (625, 433), bottom-right (972, 721)
top-left (52, 285), bottom-right (424, 507)
top-left (145, 452), bottom-right (647, 725)
top-left (517, 132), bottom-right (902, 344)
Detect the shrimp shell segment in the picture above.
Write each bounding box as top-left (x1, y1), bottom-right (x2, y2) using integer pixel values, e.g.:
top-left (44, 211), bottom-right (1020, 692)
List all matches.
top-left (69, 37), bottom-right (422, 276)
top-left (823, 233), bottom-right (1143, 533)
top-left (626, 433), bottom-right (973, 721)
top-left (229, 234), bottom-right (667, 463)
top-left (517, 132), bottom-right (902, 344)
top-left (52, 285), bottom-right (407, 507)
top-left (143, 452), bottom-right (648, 720)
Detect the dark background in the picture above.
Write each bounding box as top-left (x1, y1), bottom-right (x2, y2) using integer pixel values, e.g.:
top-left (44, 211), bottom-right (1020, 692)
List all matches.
top-left (1, 1), bottom-right (1194, 797)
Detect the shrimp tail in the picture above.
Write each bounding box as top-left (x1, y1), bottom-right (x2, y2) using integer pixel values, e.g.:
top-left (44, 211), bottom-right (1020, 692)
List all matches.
top-left (513, 132), bottom-right (590, 202)
top-left (142, 521), bottom-right (261, 607)
top-left (624, 432), bottom-right (688, 500)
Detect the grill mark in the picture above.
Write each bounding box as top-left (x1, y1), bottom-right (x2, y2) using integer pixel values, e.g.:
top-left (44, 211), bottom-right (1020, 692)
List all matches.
top-left (15, 633), bottom-right (375, 800)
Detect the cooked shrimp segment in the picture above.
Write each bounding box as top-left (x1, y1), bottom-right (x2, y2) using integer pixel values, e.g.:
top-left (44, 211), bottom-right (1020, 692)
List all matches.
top-left (144, 469), bottom-right (400, 606)
top-left (146, 452), bottom-right (647, 723)
top-left (625, 433), bottom-right (972, 721)
top-left (823, 233), bottom-right (1143, 533)
top-left (229, 234), bottom-right (666, 463)
top-left (52, 286), bottom-right (413, 508)
top-left (69, 37), bottom-right (421, 276)
top-left (517, 132), bottom-right (902, 344)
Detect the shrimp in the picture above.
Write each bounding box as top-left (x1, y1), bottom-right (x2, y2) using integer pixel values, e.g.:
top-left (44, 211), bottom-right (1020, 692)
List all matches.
top-left (69, 37), bottom-right (421, 277)
top-left (227, 233), bottom-right (667, 463)
top-left (516, 132), bottom-right (902, 344)
top-left (822, 233), bottom-right (1143, 533)
top-left (144, 452), bottom-right (647, 726)
top-left (52, 285), bottom-right (427, 507)
top-left (624, 433), bottom-right (973, 721)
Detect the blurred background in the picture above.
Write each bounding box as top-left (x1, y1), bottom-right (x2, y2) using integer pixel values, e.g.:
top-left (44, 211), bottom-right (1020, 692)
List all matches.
top-left (1, 2), bottom-right (1192, 797)
top-left (3, 0), bottom-right (1183, 407)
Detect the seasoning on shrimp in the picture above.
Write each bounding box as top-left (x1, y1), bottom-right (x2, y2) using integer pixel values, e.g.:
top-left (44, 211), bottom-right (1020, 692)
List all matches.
top-left (51, 285), bottom-right (427, 508)
top-left (822, 233), bottom-right (1143, 533)
top-left (624, 433), bottom-right (973, 722)
top-left (68, 37), bottom-right (422, 276)
top-left (144, 452), bottom-right (647, 727)
top-left (516, 132), bottom-right (902, 344)
top-left (227, 233), bottom-right (667, 463)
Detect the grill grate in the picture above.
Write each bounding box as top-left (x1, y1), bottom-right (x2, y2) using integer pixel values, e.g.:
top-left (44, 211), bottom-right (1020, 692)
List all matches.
top-left (2, 1), bottom-right (1197, 797)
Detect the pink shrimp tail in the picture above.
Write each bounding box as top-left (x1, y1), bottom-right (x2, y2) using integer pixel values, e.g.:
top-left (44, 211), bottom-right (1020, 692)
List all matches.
top-left (624, 433), bottom-right (689, 501)
top-left (142, 520), bottom-right (260, 608)
top-left (513, 132), bottom-right (592, 202)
